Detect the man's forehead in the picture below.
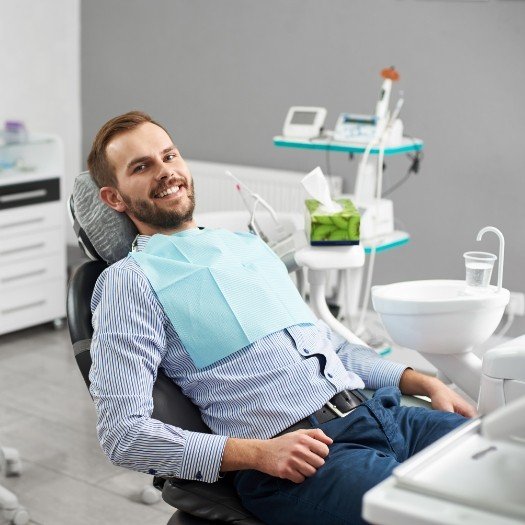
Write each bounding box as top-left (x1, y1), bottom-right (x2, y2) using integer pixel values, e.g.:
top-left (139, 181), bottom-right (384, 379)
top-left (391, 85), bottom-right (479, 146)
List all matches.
top-left (107, 123), bottom-right (172, 164)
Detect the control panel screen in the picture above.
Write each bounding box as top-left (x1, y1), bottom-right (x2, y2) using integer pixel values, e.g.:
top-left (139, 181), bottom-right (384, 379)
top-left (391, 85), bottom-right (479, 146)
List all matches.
top-left (290, 111), bottom-right (317, 125)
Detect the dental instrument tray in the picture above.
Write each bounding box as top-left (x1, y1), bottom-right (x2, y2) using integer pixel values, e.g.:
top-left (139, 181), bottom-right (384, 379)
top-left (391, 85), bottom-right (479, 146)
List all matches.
top-left (390, 419), bottom-right (525, 522)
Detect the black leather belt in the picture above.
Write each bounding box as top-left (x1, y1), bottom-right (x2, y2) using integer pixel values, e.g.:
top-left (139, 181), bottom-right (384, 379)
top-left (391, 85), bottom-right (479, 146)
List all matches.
top-left (276, 389), bottom-right (366, 436)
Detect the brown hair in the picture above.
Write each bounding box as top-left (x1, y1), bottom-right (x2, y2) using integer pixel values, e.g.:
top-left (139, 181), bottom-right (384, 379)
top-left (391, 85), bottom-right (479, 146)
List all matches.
top-left (87, 111), bottom-right (170, 188)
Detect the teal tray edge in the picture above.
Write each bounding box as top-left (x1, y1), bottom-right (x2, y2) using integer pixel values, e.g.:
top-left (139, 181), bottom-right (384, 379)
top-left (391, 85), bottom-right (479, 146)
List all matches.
top-left (364, 237), bottom-right (410, 254)
top-left (273, 138), bottom-right (423, 156)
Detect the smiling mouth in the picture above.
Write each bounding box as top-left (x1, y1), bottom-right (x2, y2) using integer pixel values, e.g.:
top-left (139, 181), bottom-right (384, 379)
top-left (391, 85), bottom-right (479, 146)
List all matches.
top-left (154, 185), bottom-right (181, 199)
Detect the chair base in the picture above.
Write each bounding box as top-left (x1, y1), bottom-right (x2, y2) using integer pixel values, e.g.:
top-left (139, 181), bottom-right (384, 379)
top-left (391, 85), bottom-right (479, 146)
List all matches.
top-left (167, 511), bottom-right (216, 525)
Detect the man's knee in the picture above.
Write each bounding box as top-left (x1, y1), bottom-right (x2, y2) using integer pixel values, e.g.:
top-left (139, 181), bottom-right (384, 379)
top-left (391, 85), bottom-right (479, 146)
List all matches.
top-left (406, 408), bottom-right (468, 455)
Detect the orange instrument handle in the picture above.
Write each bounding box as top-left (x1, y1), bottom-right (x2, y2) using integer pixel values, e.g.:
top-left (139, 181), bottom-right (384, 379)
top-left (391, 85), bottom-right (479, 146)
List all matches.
top-left (381, 67), bottom-right (400, 81)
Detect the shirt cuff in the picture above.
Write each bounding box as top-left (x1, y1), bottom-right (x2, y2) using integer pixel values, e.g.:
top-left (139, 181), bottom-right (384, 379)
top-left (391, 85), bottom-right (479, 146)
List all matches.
top-left (178, 432), bottom-right (229, 483)
top-left (367, 359), bottom-right (409, 390)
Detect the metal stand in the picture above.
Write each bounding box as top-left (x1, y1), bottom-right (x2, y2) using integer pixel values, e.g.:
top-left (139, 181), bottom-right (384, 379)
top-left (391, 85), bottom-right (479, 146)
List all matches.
top-left (295, 245), bottom-right (367, 346)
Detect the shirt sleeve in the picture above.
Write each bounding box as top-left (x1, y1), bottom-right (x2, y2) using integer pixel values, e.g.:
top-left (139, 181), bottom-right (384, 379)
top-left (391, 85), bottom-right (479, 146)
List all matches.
top-left (325, 323), bottom-right (408, 389)
top-left (89, 262), bottom-right (228, 482)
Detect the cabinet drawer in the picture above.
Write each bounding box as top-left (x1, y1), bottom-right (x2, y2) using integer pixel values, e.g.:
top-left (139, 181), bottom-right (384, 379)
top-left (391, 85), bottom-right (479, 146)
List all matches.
top-left (0, 202), bottom-right (62, 238)
top-left (0, 229), bottom-right (64, 265)
top-left (0, 254), bottom-right (65, 291)
top-left (0, 278), bottom-right (66, 335)
top-left (0, 178), bottom-right (60, 211)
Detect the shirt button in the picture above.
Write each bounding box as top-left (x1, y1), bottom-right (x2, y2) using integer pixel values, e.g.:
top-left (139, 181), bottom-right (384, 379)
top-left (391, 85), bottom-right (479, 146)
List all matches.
top-left (327, 372), bottom-right (333, 378)
top-left (304, 349), bottom-right (310, 354)
top-left (148, 468), bottom-right (157, 475)
top-left (195, 471), bottom-right (203, 480)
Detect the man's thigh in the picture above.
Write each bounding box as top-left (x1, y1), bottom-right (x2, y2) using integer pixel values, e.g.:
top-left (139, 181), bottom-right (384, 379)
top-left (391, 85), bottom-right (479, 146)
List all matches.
top-left (235, 405), bottom-right (400, 525)
top-left (360, 386), bottom-right (468, 460)
top-left (235, 445), bottom-right (399, 525)
top-left (390, 404), bottom-right (468, 459)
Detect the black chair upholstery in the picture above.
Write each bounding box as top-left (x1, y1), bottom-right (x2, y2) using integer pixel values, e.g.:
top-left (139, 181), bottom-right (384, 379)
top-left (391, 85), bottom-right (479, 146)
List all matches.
top-left (66, 260), bottom-right (263, 525)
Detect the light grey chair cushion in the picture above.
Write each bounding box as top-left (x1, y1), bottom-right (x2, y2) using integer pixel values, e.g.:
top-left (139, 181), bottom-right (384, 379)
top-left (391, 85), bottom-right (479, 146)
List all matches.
top-left (72, 171), bottom-right (137, 264)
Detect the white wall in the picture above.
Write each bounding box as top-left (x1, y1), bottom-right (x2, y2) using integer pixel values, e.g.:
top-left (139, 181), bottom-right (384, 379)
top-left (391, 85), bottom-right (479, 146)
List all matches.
top-left (0, 0), bottom-right (81, 244)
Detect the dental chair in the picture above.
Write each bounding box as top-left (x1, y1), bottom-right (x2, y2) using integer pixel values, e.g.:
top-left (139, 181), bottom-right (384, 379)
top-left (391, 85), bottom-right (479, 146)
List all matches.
top-left (66, 172), bottom-right (431, 525)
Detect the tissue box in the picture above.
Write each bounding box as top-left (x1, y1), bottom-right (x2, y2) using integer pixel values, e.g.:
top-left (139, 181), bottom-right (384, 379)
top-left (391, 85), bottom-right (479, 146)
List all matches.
top-left (305, 198), bottom-right (360, 246)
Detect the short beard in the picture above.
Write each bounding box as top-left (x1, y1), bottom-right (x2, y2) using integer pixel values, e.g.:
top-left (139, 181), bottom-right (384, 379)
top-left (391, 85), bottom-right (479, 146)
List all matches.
top-left (120, 182), bottom-right (196, 230)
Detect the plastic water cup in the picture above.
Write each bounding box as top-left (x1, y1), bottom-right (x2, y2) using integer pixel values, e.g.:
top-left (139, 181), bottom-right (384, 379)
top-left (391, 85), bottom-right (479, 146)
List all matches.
top-left (463, 251), bottom-right (497, 289)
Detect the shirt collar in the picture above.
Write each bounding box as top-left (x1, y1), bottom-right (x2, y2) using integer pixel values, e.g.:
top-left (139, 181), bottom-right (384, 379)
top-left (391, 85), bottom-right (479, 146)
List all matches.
top-left (131, 234), bottom-right (151, 253)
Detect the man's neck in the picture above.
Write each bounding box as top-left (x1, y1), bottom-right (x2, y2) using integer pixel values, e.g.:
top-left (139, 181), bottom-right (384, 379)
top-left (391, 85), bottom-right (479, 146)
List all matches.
top-left (136, 218), bottom-right (198, 236)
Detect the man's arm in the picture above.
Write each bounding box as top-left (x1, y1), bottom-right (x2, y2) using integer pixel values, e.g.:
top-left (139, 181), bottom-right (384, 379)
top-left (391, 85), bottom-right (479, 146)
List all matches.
top-left (90, 263), bottom-right (227, 482)
top-left (399, 368), bottom-right (477, 417)
top-left (330, 332), bottom-right (408, 390)
top-left (330, 324), bottom-right (476, 417)
top-left (221, 429), bottom-right (333, 484)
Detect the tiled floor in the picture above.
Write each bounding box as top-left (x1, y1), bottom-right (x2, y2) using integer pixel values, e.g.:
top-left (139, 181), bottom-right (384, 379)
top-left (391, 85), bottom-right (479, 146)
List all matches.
top-left (0, 323), bottom-right (177, 525)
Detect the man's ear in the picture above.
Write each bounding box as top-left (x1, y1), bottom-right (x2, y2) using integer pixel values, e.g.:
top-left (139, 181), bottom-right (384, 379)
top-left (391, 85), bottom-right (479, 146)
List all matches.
top-left (99, 186), bottom-right (127, 213)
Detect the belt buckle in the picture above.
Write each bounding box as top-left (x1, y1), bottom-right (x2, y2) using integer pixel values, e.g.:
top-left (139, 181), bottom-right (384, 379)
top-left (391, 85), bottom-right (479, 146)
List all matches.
top-left (326, 400), bottom-right (353, 418)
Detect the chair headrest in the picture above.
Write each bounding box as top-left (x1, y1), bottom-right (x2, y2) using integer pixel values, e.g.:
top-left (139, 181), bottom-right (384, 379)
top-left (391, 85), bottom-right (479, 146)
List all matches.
top-left (70, 172), bottom-right (138, 264)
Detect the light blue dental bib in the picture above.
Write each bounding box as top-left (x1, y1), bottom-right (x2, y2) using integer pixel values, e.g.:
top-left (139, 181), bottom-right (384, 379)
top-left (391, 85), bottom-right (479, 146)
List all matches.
top-left (131, 228), bottom-right (316, 369)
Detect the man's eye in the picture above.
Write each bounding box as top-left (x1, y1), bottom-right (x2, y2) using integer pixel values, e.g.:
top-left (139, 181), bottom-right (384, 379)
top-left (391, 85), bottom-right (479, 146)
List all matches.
top-left (165, 154), bottom-right (176, 161)
top-left (133, 164), bottom-right (146, 173)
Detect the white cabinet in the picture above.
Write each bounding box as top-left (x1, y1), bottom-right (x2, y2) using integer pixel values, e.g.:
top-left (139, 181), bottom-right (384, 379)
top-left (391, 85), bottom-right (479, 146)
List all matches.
top-left (0, 135), bottom-right (66, 335)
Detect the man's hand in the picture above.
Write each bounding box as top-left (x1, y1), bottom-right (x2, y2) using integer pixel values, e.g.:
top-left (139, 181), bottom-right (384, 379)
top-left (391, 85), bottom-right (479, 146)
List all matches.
top-left (426, 380), bottom-right (478, 417)
top-left (399, 368), bottom-right (477, 418)
top-left (221, 428), bottom-right (333, 484)
top-left (257, 429), bottom-right (333, 483)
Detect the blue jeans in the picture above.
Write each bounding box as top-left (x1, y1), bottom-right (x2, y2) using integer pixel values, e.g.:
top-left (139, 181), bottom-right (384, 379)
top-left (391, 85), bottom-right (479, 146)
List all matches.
top-left (234, 387), bottom-right (467, 525)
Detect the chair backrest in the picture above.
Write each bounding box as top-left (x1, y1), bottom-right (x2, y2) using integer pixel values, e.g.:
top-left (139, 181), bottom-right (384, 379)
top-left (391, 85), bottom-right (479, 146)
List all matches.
top-left (66, 259), bottom-right (211, 434)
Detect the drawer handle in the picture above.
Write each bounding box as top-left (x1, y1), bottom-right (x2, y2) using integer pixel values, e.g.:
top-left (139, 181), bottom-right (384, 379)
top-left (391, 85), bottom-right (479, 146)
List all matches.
top-left (1, 268), bottom-right (46, 284)
top-left (0, 217), bottom-right (45, 230)
top-left (2, 300), bottom-right (46, 315)
top-left (0, 243), bottom-right (45, 256)
top-left (0, 189), bottom-right (47, 203)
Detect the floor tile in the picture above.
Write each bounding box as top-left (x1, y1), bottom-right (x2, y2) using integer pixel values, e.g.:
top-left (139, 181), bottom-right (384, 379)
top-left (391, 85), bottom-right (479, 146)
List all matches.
top-left (0, 400), bottom-right (29, 427)
top-left (1, 460), bottom-right (174, 525)
top-left (1, 413), bottom-right (118, 484)
top-left (0, 368), bottom-right (97, 435)
top-left (98, 469), bottom-right (177, 516)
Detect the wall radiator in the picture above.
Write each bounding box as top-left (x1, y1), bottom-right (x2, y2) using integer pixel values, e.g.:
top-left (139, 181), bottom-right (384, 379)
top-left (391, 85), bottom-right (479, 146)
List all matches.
top-left (189, 159), bottom-right (343, 216)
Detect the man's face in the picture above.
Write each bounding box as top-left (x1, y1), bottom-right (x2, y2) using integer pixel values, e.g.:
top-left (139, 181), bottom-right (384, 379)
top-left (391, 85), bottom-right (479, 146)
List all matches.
top-left (102, 122), bottom-right (196, 235)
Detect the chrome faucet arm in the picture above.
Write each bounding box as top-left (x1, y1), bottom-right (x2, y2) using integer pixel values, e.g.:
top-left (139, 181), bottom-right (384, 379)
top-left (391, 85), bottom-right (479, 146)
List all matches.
top-left (476, 226), bottom-right (504, 293)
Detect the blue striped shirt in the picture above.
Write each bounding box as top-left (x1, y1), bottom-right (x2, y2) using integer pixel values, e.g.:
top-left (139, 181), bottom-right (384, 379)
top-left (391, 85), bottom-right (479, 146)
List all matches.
top-left (89, 235), bottom-right (408, 483)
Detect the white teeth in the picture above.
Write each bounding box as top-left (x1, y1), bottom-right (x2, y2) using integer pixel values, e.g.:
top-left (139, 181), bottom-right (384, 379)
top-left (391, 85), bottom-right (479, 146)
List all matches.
top-left (156, 186), bottom-right (180, 198)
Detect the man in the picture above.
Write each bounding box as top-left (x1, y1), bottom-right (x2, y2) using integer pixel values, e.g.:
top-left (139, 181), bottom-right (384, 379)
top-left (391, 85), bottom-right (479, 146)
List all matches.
top-left (88, 111), bottom-right (475, 525)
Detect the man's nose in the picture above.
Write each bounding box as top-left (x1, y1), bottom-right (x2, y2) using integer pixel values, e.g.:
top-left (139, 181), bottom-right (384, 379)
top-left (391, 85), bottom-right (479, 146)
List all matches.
top-left (155, 161), bottom-right (172, 180)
